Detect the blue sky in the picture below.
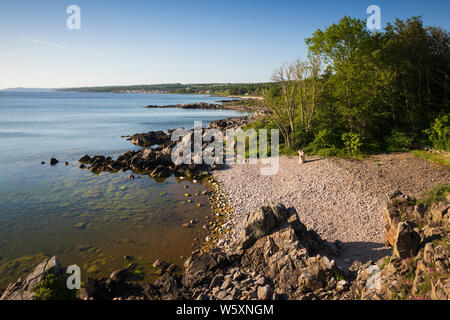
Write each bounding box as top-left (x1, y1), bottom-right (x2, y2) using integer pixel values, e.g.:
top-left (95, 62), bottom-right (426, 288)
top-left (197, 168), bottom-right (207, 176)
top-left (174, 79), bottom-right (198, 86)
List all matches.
top-left (0, 0), bottom-right (449, 89)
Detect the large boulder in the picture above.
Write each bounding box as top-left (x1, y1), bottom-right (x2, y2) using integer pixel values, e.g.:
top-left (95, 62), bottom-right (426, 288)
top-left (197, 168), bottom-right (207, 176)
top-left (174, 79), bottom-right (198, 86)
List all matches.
top-left (393, 221), bottom-right (420, 259)
top-left (238, 204), bottom-right (286, 249)
top-left (130, 131), bottom-right (169, 147)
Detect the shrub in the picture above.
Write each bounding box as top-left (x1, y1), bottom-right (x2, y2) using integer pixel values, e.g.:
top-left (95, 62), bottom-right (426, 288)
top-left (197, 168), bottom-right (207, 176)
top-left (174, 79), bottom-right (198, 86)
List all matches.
top-left (385, 129), bottom-right (417, 152)
top-left (424, 114), bottom-right (450, 151)
top-left (342, 132), bottom-right (363, 155)
top-left (32, 274), bottom-right (77, 300)
top-left (311, 129), bottom-right (334, 150)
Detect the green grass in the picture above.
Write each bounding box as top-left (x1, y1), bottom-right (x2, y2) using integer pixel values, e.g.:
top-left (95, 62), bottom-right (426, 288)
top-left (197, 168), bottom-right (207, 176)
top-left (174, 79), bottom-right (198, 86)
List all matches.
top-left (417, 183), bottom-right (450, 206)
top-left (411, 150), bottom-right (450, 168)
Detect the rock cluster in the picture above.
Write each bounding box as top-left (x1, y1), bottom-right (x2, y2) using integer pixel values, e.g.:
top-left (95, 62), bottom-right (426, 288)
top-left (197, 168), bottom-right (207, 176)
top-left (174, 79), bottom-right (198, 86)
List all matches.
top-left (209, 116), bottom-right (252, 131)
top-left (144, 102), bottom-right (256, 113)
top-left (76, 117), bottom-right (254, 178)
top-left (78, 147), bottom-right (206, 179)
top-left (79, 204), bottom-right (349, 300)
top-left (351, 190), bottom-right (449, 300)
top-left (145, 102), bottom-right (223, 110)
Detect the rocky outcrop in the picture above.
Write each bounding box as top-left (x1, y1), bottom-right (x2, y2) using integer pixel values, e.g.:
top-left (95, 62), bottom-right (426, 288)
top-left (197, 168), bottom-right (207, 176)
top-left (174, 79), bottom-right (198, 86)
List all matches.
top-left (393, 221), bottom-right (420, 259)
top-left (129, 130), bottom-right (170, 147)
top-left (0, 256), bottom-right (61, 300)
top-left (209, 116), bottom-right (251, 130)
top-left (145, 102), bottom-right (222, 110)
top-left (76, 203), bottom-right (350, 300)
top-left (144, 102), bottom-right (256, 112)
top-left (351, 190), bottom-right (449, 300)
top-left (76, 109), bottom-right (264, 178)
top-left (77, 125), bottom-right (244, 178)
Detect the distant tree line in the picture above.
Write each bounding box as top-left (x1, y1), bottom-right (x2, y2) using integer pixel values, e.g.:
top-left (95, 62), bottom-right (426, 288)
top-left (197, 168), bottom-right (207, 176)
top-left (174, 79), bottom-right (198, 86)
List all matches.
top-left (59, 83), bottom-right (274, 96)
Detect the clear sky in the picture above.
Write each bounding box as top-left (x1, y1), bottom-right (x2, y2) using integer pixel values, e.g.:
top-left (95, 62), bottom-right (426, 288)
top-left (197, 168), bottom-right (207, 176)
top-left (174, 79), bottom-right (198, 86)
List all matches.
top-left (0, 0), bottom-right (449, 89)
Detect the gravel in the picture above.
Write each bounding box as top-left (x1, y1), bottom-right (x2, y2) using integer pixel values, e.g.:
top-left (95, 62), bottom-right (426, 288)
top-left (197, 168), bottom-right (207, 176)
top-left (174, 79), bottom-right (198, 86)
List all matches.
top-left (214, 153), bottom-right (450, 268)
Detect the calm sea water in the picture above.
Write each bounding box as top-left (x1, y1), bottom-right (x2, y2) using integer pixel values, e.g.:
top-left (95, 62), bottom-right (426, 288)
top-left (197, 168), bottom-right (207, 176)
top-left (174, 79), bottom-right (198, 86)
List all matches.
top-left (0, 90), bottom-right (244, 287)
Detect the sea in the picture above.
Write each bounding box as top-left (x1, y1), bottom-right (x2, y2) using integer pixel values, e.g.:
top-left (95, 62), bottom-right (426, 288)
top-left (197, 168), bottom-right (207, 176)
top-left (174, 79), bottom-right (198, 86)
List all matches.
top-left (0, 90), bottom-right (245, 287)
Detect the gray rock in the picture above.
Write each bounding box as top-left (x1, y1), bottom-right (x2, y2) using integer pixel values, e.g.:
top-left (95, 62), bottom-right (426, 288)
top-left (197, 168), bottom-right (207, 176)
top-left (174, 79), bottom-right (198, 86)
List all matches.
top-left (231, 287), bottom-right (242, 299)
top-left (153, 259), bottom-right (169, 269)
top-left (233, 271), bottom-right (244, 281)
top-left (336, 280), bottom-right (348, 292)
top-left (241, 206), bottom-right (279, 249)
top-left (212, 286), bottom-right (221, 296)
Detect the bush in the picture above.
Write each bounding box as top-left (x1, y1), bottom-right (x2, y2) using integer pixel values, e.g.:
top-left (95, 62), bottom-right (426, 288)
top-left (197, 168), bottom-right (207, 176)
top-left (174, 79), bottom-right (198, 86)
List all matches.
top-left (310, 129), bottom-right (334, 150)
top-left (425, 114), bottom-right (450, 151)
top-left (385, 129), bottom-right (417, 152)
top-left (32, 274), bottom-right (77, 300)
top-left (342, 132), bottom-right (363, 155)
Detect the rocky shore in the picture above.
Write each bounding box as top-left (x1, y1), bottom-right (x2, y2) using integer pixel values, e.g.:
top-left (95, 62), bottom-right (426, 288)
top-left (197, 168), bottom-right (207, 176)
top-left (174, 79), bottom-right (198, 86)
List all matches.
top-left (145, 101), bottom-right (257, 112)
top-left (75, 113), bottom-right (257, 180)
top-left (3, 103), bottom-right (448, 300)
top-left (2, 191), bottom-right (448, 300)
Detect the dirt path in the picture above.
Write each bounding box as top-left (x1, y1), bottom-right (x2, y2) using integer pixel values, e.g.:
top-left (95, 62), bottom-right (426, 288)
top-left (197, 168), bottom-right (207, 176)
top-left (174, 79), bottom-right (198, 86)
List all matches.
top-left (214, 153), bottom-right (449, 268)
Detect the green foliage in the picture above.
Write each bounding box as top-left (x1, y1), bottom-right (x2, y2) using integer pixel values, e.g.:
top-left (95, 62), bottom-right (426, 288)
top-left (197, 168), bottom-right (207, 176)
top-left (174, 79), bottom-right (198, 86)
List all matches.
top-left (425, 114), bottom-right (450, 151)
top-left (417, 183), bottom-right (450, 206)
top-left (310, 129), bottom-right (334, 150)
top-left (59, 83), bottom-right (274, 96)
top-left (342, 132), bottom-right (363, 155)
top-left (385, 129), bottom-right (418, 152)
top-left (333, 267), bottom-right (345, 281)
top-left (303, 16), bottom-right (449, 154)
top-left (32, 274), bottom-right (77, 300)
top-left (313, 147), bottom-right (346, 157)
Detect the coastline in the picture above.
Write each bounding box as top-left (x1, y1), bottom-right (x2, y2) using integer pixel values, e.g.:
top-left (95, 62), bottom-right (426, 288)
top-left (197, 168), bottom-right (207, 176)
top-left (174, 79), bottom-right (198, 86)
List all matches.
top-left (2, 101), bottom-right (449, 300)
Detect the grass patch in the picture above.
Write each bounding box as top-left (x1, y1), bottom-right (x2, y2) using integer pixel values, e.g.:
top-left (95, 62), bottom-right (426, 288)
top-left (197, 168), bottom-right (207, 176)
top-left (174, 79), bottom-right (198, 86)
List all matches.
top-left (411, 150), bottom-right (450, 168)
top-left (417, 183), bottom-right (450, 206)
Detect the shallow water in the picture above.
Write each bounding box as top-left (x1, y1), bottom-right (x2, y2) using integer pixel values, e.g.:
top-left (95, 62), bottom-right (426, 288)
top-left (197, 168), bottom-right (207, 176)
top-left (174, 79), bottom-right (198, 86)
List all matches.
top-left (0, 91), bottom-right (244, 287)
